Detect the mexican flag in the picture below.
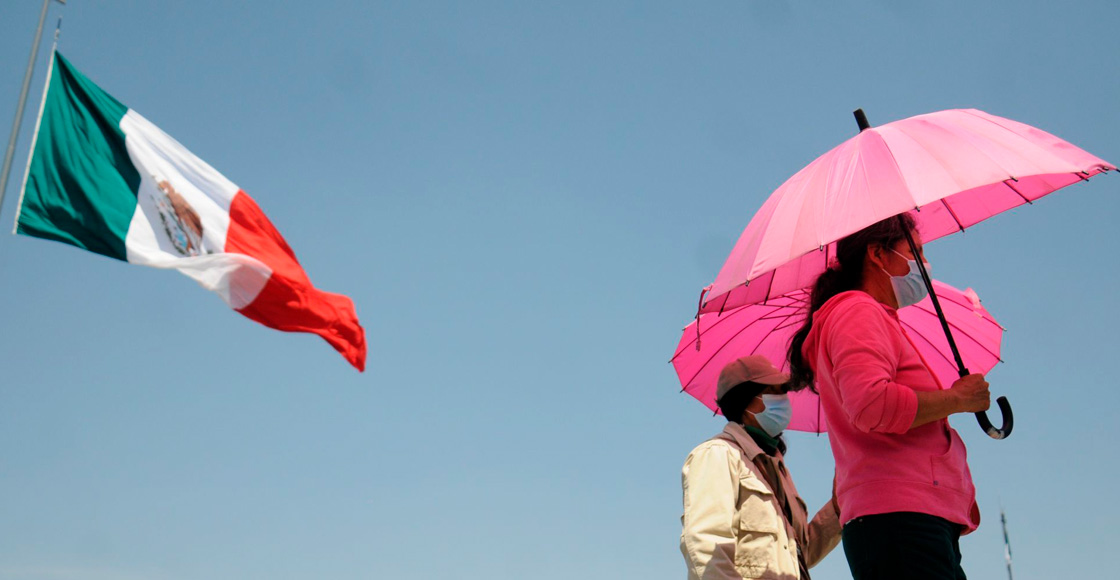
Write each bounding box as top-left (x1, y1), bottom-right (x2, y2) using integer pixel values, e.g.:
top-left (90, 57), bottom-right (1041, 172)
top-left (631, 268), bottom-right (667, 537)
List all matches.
top-left (14, 52), bottom-right (366, 371)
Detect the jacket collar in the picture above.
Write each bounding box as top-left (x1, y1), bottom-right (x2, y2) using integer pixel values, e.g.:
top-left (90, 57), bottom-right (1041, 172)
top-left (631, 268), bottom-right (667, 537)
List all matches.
top-left (720, 422), bottom-right (767, 461)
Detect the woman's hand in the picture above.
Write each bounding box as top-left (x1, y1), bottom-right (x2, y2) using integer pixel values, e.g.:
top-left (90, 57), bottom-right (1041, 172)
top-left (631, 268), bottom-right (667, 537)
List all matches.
top-left (950, 373), bottom-right (991, 413)
top-left (910, 374), bottom-right (991, 429)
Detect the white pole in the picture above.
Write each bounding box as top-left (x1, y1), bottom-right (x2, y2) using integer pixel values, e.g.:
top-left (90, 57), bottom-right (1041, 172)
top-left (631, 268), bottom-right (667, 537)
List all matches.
top-left (1001, 506), bottom-right (1014, 580)
top-left (0, 0), bottom-right (65, 217)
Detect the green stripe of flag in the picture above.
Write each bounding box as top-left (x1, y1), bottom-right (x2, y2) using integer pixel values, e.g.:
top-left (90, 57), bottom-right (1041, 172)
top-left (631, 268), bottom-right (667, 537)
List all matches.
top-left (16, 51), bottom-right (141, 261)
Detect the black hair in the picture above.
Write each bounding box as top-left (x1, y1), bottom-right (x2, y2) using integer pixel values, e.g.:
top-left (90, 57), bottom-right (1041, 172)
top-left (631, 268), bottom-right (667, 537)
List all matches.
top-left (786, 214), bottom-right (916, 391)
top-left (717, 381), bottom-right (770, 424)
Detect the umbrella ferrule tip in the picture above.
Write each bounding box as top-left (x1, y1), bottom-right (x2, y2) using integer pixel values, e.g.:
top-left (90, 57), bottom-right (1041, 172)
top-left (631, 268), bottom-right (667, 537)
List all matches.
top-left (854, 108), bottom-right (871, 131)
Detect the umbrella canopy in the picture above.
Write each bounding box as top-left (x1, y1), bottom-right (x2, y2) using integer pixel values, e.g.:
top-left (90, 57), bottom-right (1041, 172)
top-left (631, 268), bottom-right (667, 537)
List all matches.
top-left (672, 280), bottom-right (1004, 433)
top-left (702, 108), bottom-right (1115, 314)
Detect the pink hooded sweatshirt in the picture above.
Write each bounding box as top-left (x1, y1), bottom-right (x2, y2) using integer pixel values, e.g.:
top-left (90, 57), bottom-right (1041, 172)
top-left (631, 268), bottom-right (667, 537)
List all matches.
top-left (803, 290), bottom-right (980, 533)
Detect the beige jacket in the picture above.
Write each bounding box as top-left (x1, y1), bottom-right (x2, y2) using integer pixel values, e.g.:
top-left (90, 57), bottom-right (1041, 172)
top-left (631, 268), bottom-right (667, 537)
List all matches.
top-left (680, 423), bottom-right (841, 580)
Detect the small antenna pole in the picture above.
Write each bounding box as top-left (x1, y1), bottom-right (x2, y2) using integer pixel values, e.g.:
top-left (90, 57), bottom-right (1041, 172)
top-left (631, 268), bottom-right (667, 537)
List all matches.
top-left (1001, 505), bottom-right (1014, 580)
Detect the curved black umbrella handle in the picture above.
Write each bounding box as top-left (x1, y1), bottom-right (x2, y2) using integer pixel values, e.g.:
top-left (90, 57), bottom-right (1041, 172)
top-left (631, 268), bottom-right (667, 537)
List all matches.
top-left (898, 218), bottom-right (1014, 440)
top-left (975, 396), bottom-right (1014, 440)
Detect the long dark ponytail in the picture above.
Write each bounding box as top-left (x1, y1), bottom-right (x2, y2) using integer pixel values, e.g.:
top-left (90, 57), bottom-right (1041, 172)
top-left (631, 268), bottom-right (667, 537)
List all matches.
top-left (786, 214), bottom-right (916, 391)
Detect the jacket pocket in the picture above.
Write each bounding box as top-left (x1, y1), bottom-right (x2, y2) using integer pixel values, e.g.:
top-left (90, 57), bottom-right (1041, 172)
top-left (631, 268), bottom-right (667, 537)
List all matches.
top-left (738, 473), bottom-right (782, 535)
top-left (736, 474), bottom-right (784, 577)
top-left (930, 429), bottom-right (971, 492)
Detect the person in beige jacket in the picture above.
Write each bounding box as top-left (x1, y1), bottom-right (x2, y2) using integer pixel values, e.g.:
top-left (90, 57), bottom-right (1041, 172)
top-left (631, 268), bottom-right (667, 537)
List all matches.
top-left (681, 355), bottom-right (841, 580)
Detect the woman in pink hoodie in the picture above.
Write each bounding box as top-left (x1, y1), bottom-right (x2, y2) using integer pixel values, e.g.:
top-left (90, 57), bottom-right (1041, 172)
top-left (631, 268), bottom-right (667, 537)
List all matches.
top-left (785, 214), bottom-right (991, 580)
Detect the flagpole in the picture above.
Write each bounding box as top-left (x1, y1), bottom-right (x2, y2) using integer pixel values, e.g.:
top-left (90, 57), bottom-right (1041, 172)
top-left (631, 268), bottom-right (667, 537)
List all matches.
top-left (12, 21), bottom-right (61, 235)
top-left (0, 0), bottom-right (65, 219)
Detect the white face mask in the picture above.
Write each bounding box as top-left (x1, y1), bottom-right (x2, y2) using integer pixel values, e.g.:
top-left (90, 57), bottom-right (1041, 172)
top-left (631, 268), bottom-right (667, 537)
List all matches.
top-left (883, 249), bottom-right (931, 308)
top-left (751, 394), bottom-right (792, 437)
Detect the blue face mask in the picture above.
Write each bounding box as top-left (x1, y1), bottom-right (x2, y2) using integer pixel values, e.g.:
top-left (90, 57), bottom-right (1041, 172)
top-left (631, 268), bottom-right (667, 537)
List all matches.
top-left (884, 250), bottom-right (931, 308)
top-left (751, 394), bottom-right (792, 437)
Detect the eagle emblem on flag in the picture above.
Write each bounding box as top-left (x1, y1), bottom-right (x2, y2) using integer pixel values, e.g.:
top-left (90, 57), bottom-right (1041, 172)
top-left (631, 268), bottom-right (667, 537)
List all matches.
top-left (152, 178), bottom-right (207, 256)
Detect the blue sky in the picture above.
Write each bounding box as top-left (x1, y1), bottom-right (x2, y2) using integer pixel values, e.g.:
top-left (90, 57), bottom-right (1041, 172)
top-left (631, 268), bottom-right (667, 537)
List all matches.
top-left (0, 1), bottom-right (1116, 579)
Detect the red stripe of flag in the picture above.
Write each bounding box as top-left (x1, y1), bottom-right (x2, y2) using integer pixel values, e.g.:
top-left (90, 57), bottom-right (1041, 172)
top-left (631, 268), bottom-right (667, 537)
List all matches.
top-left (225, 191), bottom-right (366, 371)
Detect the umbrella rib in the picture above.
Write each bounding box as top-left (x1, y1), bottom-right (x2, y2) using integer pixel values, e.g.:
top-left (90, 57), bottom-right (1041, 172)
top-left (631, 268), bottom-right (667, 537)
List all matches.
top-left (948, 320), bottom-right (1003, 361)
top-left (908, 302), bottom-right (1004, 361)
top-left (681, 309), bottom-right (794, 388)
top-left (911, 290), bottom-right (1005, 331)
top-left (912, 292), bottom-right (978, 317)
top-left (940, 198), bottom-right (966, 232)
top-left (905, 310), bottom-right (1003, 366)
top-left (878, 124), bottom-right (966, 208)
top-left (913, 292), bottom-right (1002, 329)
top-left (931, 289), bottom-right (971, 309)
top-left (681, 314), bottom-right (767, 385)
top-left (901, 321), bottom-right (962, 371)
top-left (958, 109), bottom-right (1093, 172)
top-left (717, 287), bottom-right (732, 315)
top-left (1003, 179), bottom-right (1032, 205)
top-left (904, 114), bottom-right (1027, 189)
top-left (918, 293), bottom-right (1005, 343)
top-left (866, 128), bottom-right (961, 239)
top-left (671, 306), bottom-right (770, 361)
top-left (772, 316), bottom-right (807, 332)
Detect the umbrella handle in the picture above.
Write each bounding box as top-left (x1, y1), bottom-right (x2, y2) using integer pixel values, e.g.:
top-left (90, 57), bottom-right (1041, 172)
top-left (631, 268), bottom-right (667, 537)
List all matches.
top-left (975, 396), bottom-right (1014, 440)
top-left (900, 218), bottom-right (1014, 441)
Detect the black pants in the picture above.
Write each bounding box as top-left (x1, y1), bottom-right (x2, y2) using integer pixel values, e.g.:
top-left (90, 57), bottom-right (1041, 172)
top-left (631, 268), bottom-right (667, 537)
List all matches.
top-left (842, 512), bottom-right (966, 580)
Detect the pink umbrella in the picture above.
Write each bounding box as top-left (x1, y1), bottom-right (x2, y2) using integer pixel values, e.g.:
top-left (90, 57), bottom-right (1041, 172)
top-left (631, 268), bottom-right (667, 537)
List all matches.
top-left (673, 280), bottom-right (1004, 433)
top-left (703, 109), bottom-right (1114, 313)
top-left (697, 108), bottom-right (1115, 438)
